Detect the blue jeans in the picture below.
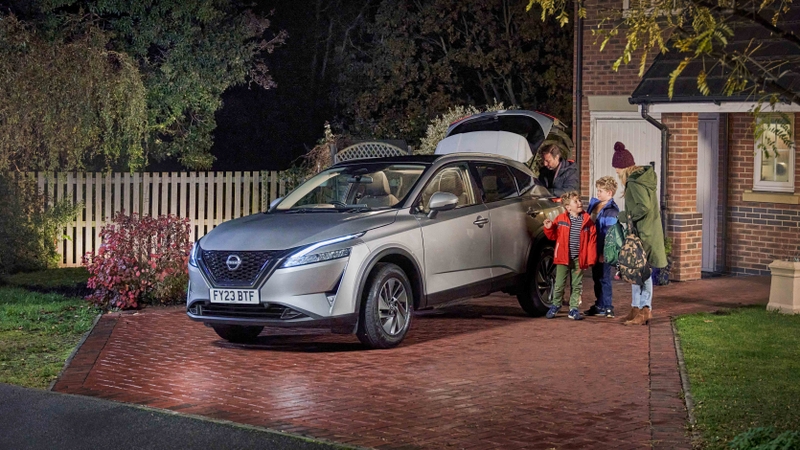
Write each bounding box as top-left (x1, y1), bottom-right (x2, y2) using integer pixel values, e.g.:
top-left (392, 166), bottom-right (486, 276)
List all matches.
top-left (631, 277), bottom-right (653, 309)
top-left (592, 262), bottom-right (613, 308)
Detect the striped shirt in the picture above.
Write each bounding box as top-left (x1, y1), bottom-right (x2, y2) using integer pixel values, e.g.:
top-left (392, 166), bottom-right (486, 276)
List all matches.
top-left (569, 213), bottom-right (583, 260)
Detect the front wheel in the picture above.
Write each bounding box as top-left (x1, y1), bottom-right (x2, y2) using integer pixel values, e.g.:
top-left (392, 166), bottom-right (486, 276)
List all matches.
top-left (517, 243), bottom-right (556, 316)
top-left (357, 263), bottom-right (413, 349)
top-left (212, 324), bottom-right (264, 343)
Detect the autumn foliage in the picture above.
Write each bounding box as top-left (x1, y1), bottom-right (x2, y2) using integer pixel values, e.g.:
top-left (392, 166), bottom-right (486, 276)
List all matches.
top-left (83, 213), bottom-right (191, 309)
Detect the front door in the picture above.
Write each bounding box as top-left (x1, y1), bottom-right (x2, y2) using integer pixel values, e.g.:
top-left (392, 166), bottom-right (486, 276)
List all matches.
top-left (697, 115), bottom-right (720, 272)
top-left (415, 163), bottom-right (492, 303)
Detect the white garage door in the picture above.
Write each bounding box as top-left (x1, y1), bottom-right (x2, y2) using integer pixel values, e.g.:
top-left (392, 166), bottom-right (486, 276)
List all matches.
top-left (591, 113), bottom-right (663, 212)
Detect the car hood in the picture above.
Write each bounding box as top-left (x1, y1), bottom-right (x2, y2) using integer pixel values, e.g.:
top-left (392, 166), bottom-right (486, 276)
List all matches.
top-left (198, 210), bottom-right (399, 251)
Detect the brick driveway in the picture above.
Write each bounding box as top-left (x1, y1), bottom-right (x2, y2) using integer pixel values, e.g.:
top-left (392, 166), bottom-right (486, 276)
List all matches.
top-left (53, 276), bottom-right (770, 449)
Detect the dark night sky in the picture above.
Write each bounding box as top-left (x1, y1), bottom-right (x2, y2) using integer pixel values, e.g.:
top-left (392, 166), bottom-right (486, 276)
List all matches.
top-left (204, 1), bottom-right (331, 172)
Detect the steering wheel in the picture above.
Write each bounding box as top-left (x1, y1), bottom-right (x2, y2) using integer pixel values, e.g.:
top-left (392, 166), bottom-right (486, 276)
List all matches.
top-left (330, 200), bottom-right (347, 207)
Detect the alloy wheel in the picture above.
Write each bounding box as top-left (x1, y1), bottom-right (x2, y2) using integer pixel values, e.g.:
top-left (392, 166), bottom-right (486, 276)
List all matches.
top-left (377, 277), bottom-right (409, 336)
top-left (536, 251), bottom-right (556, 304)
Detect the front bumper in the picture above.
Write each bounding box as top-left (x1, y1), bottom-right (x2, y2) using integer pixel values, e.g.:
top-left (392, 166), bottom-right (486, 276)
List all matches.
top-left (186, 243), bottom-right (370, 334)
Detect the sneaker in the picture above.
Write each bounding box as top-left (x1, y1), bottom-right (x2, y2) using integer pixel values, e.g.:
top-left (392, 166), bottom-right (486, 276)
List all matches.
top-left (568, 308), bottom-right (584, 320)
top-left (546, 305), bottom-right (561, 319)
top-left (604, 307), bottom-right (615, 318)
top-left (584, 305), bottom-right (604, 316)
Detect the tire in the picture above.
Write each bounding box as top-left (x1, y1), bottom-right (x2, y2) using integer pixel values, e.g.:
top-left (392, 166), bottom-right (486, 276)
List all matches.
top-left (211, 324), bottom-right (264, 343)
top-left (356, 263), bottom-right (413, 349)
top-left (517, 243), bottom-right (556, 316)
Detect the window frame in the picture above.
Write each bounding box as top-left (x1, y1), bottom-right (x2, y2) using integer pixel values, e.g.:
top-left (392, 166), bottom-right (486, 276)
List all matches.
top-left (753, 114), bottom-right (795, 193)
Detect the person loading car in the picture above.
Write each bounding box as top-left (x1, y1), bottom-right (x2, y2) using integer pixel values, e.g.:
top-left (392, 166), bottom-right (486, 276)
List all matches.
top-left (537, 144), bottom-right (579, 197)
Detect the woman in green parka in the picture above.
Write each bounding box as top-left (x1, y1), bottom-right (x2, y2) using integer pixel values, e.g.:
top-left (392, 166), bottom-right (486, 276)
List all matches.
top-left (612, 142), bottom-right (667, 326)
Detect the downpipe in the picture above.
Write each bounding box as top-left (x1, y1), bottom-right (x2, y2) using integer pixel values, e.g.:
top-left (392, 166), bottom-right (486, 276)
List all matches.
top-left (641, 103), bottom-right (669, 235)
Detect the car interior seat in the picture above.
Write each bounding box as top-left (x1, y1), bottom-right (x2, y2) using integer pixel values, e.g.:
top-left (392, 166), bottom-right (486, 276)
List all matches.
top-left (359, 171), bottom-right (399, 207)
top-left (438, 170), bottom-right (469, 206)
top-left (482, 175), bottom-right (498, 202)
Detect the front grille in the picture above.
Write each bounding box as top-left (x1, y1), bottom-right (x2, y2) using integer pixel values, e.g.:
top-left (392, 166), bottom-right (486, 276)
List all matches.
top-left (193, 302), bottom-right (307, 320)
top-left (201, 250), bottom-right (278, 286)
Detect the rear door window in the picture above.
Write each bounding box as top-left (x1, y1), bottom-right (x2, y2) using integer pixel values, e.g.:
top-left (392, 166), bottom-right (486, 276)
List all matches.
top-left (472, 163), bottom-right (518, 203)
top-left (509, 166), bottom-right (534, 195)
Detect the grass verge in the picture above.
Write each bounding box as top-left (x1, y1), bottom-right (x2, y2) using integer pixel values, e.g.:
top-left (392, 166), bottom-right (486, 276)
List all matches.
top-left (675, 306), bottom-right (800, 449)
top-left (0, 286), bottom-right (99, 389)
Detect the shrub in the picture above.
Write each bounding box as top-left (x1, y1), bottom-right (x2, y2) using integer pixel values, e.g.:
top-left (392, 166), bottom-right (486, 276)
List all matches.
top-left (0, 173), bottom-right (81, 275)
top-left (416, 101), bottom-right (511, 155)
top-left (728, 427), bottom-right (800, 450)
top-left (83, 212), bottom-right (191, 310)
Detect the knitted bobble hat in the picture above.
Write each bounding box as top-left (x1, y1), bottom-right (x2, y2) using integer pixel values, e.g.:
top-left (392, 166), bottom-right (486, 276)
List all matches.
top-left (612, 141), bottom-right (636, 168)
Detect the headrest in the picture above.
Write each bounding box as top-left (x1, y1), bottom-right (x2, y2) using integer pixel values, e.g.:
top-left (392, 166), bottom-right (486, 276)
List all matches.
top-left (365, 171), bottom-right (391, 196)
top-left (439, 171), bottom-right (464, 196)
top-left (482, 175), bottom-right (497, 191)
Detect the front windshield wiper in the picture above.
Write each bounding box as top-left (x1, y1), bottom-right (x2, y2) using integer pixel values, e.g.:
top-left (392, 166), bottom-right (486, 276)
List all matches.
top-left (283, 208), bottom-right (339, 214)
top-left (335, 205), bottom-right (372, 212)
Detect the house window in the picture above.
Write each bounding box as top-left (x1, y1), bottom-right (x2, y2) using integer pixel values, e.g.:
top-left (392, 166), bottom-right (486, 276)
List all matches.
top-left (753, 114), bottom-right (795, 193)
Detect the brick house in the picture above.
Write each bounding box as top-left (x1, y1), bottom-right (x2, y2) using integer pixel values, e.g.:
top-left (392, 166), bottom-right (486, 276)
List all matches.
top-left (573, 1), bottom-right (800, 280)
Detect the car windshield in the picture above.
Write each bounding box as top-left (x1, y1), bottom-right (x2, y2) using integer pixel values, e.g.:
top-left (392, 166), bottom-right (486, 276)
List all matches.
top-left (275, 163), bottom-right (427, 211)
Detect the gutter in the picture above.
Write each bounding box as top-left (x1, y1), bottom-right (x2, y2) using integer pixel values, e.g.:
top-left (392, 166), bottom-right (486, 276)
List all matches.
top-left (574, 4), bottom-right (584, 193)
top-left (641, 103), bottom-right (668, 234)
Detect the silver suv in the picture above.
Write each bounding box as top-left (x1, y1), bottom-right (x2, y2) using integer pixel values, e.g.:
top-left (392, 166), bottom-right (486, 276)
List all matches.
top-left (187, 111), bottom-right (565, 348)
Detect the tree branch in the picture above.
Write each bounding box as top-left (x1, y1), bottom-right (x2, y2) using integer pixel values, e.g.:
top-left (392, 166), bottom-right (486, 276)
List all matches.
top-left (693, 0), bottom-right (800, 50)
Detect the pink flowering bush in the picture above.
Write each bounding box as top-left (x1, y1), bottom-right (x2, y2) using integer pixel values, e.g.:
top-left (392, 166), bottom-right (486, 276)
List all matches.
top-left (83, 212), bottom-right (191, 309)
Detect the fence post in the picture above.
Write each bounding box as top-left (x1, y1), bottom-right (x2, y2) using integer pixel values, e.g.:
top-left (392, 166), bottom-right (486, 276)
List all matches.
top-left (260, 170), bottom-right (268, 212)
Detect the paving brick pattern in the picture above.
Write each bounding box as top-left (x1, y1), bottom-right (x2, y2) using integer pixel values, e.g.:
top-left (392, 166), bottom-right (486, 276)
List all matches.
top-left (53, 276), bottom-right (770, 449)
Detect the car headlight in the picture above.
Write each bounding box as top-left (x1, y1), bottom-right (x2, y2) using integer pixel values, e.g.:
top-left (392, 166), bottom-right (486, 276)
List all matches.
top-left (189, 241), bottom-right (200, 267)
top-left (281, 233), bottom-right (364, 268)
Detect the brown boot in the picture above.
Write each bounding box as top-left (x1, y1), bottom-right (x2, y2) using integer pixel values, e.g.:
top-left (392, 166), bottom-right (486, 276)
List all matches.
top-left (620, 307), bottom-right (640, 322)
top-left (624, 306), bottom-right (651, 326)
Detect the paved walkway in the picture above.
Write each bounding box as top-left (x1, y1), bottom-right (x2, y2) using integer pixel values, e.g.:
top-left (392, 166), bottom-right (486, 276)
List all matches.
top-left (53, 276), bottom-right (770, 449)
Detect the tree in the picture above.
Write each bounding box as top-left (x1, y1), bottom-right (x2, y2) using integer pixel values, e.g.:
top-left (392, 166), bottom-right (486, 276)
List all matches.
top-left (28, 0), bottom-right (287, 169)
top-left (0, 14), bottom-right (147, 172)
top-left (333, 0), bottom-right (573, 144)
top-left (526, 0), bottom-right (800, 107)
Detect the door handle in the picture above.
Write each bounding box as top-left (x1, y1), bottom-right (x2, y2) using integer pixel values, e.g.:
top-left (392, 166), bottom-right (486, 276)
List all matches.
top-left (473, 216), bottom-right (489, 228)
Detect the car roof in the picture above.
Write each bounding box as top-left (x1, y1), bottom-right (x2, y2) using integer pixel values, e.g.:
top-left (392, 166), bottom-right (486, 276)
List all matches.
top-left (330, 152), bottom-right (533, 175)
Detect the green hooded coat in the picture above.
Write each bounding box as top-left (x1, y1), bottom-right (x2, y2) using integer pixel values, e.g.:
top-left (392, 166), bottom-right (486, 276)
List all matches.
top-left (620, 166), bottom-right (668, 269)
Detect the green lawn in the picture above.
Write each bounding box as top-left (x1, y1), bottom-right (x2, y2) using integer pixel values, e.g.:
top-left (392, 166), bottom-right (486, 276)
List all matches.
top-left (5, 267), bottom-right (89, 290)
top-left (675, 306), bottom-right (800, 449)
top-left (0, 268), bottom-right (99, 389)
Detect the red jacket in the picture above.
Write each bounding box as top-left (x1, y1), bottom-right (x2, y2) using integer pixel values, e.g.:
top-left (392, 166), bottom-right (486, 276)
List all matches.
top-left (543, 210), bottom-right (598, 269)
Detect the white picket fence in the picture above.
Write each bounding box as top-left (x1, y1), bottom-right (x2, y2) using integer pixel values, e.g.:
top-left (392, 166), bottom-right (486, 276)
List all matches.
top-left (36, 171), bottom-right (296, 267)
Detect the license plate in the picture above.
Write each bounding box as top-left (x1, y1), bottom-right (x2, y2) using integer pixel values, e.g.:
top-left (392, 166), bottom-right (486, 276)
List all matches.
top-left (210, 288), bottom-right (260, 304)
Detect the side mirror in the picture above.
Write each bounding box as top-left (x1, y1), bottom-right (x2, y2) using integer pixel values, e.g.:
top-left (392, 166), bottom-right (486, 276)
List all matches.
top-left (427, 191), bottom-right (459, 219)
top-left (268, 197), bottom-right (283, 212)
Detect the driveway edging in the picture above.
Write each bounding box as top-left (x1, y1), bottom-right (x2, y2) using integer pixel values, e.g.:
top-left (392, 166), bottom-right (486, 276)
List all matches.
top-left (48, 311), bottom-right (103, 391)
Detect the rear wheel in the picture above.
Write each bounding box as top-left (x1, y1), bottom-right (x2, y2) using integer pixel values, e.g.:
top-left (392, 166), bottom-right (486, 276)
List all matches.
top-left (212, 324), bottom-right (264, 343)
top-left (357, 263), bottom-right (413, 349)
top-left (517, 243), bottom-right (556, 316)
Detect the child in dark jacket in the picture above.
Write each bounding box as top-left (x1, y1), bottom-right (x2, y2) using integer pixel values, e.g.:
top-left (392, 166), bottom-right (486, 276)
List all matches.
top-left (584, 176), bottom-right (620, 318)
top-left (543, 191), bottom-right (597, 320)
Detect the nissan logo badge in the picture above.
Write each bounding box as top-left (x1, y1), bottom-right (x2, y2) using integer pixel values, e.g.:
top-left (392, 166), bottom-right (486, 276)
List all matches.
top-left (226, 254), bottom-right (242, 271)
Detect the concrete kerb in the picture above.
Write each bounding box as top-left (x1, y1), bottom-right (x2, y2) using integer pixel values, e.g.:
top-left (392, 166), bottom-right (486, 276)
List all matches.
top-left (48, 311), bottom-right (104, 391)
top-left (672, 318), bottom-right (702, 445)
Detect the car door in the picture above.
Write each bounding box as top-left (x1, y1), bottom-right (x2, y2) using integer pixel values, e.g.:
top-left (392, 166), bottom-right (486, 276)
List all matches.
top-left (471, 162), bottom-right (532, 288)
top-left (414, 162), bottom-right (492, 304)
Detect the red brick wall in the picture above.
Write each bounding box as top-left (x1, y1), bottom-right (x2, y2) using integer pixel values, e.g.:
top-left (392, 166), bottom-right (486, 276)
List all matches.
top-left (662, 113), bottom-right (703, 281)
top-left (577, 0), bottom-right (662, 199)
top-left (725, 112), bottom-right (800, 275)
